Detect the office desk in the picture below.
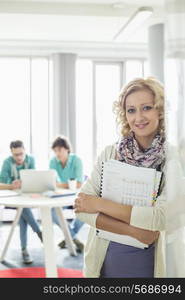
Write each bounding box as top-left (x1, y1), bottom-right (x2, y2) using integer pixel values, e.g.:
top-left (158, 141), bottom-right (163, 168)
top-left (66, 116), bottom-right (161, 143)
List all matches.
top-left (0, 193), bottom-right (77, 277)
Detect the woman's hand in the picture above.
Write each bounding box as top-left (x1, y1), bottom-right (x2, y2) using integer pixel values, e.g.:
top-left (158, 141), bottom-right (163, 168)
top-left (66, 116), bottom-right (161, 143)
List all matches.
top-left (132, 226), bottom-right (160, 245)
top-left (74, 193), bottom-right (101, 213)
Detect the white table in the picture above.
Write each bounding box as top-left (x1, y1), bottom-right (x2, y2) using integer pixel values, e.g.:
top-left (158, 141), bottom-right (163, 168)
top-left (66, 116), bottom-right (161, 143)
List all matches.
top-left (0, 192), bottom-right (78, 277)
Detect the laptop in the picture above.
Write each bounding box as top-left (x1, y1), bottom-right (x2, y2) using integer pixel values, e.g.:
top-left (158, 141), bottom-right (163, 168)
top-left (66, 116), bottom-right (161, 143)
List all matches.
top-left (20, 169), bottom-right (57, 193)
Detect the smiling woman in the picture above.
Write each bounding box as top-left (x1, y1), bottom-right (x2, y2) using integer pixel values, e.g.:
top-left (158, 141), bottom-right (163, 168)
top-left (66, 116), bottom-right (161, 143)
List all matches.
top-left (114, 77), bottom-right (164, 139)
top-left (75, 77), bottom-right (166, 278)
top-left (125, 90), bottom-right (159, 148)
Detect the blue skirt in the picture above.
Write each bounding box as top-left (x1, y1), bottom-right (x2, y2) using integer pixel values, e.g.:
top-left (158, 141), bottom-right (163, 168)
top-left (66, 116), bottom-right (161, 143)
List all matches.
top-left (100, 241), bottom-right (155, 278)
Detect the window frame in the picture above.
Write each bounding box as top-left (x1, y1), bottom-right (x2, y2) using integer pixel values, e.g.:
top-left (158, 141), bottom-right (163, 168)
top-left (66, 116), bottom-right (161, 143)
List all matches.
top-left (0, 55), bottom-right (52, 168)
top-left (77, 57), bottom-right (146, 163)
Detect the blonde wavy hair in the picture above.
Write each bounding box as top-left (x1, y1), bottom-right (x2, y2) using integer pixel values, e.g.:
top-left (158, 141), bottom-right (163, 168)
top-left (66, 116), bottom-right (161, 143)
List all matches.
top-left (113, 77), bottom-right (165, 137)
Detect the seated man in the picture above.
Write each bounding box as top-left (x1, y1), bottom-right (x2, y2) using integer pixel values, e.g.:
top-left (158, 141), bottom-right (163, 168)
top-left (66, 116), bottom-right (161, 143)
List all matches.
top-left (0, 140), bottom-right (42, 264)
top-left (50, 136), bottom-right (84, 253)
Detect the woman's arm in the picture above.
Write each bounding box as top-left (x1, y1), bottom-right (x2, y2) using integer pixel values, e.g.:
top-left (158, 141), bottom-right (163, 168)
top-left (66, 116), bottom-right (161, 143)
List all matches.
top-left (75, 191), bottom-right (166, 232)
top-left (98, 198), bottom-right (132, 223)
top-left (96, 213), bottom-right (159, 245)
top-left (75, 145), bottom-right (115, 228)
top-left (98, 198), bottom-right (132, 224)
top-left (75, 193), bottom-right (132, 224)
top-left (75, 144), bottom-right (166, 232)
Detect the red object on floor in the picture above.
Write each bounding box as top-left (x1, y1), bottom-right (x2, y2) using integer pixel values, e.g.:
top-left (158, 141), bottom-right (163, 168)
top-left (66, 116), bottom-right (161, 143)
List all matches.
top-left (0, 267), bottom-right (83, 278)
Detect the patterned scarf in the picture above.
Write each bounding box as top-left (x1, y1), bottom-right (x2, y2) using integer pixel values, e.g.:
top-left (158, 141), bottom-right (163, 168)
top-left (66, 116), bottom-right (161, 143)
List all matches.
top-left (117, 132), bottom-right (165, 169)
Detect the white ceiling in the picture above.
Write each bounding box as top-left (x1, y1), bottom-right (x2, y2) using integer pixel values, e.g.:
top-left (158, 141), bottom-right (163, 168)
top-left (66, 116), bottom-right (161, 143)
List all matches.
top-left (0, 0), bottom-right (165, 56)
top-left (0, 14), bottom-right (128, 42)
top-left (0, 0), bottom-right (164, 4)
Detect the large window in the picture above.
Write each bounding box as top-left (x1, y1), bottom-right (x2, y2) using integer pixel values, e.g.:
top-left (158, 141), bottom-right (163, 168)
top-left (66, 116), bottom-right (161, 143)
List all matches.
top-left (125, 60), bottom-right (143, 83)
top-left (31, 58), bottom-right (51, 169)
top-left (76, 59), bottom-right (93, 175)
top-left (0, 57), bottom-right (51, 169)
top-left (0, 58), bottom-right (30, 157)
top-left (95, 63), bottom-right (121, 156)
top-left (165, 58), bottom-right (179, 147)
top-left (0, 56), bottom-right (147, 177)
top-left (76, 58), bottom-right (146, 175)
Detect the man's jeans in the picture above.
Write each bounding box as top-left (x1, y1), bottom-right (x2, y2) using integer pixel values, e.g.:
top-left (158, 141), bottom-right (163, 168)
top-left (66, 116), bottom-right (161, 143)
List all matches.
top-left (51, 208), bottom-right (84, 239)
top-left (19, 208), bottom-right (41, 249)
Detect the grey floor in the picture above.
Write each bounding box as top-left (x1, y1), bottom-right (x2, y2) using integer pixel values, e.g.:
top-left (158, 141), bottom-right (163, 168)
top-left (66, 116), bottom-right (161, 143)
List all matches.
top-left (0, 220), bottom-right (89, 272)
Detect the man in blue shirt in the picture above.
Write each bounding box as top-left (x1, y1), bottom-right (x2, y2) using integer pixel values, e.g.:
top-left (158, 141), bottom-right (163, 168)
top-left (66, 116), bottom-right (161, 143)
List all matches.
top-left (0, 140), bottom-right (42, 264)
top-left (50, 136), bottom-right (84, 253)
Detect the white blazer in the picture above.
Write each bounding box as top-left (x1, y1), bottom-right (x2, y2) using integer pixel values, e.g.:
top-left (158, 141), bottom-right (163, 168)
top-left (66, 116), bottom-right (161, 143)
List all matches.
top-left (76, 144), bottom-right (166, 278)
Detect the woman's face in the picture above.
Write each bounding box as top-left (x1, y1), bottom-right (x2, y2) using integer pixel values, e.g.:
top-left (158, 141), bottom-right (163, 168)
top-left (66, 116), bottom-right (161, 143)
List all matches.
top-left (125, 89), bottom-right (159, 140)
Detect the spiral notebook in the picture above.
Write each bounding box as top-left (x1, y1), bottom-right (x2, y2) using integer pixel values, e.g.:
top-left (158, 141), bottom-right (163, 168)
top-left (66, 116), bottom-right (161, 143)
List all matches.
top-left (96, 159), bottom-right (162, 249)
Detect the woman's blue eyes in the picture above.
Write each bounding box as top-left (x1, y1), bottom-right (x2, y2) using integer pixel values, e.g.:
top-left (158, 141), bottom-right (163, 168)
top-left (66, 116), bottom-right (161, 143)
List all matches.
top-left (127, 108), bottom-right (135, 113)
top-left (127, 106), bottom-right (153, 113)
top-left (143, 105), bottom-right (153, 111)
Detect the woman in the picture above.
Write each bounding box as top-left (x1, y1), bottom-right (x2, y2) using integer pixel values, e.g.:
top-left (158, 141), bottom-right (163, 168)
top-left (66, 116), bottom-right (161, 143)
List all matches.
top-left (74, 77), bottom-right (166, 278)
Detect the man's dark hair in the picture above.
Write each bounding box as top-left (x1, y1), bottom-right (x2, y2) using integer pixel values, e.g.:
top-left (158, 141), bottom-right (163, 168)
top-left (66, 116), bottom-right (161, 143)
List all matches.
top-left (52, 136), bottom-right (72, 153)
top-left (10, 140), bottom-right (24, 150)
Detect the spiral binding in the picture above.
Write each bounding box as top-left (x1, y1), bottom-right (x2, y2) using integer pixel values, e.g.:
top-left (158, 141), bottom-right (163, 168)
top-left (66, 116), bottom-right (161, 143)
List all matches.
top-left (99, 161), bottom-right (104, 197)
top-left (156, 171), bottom-right (164, 198)
top-left (96, 161), bottom-right (104, 236)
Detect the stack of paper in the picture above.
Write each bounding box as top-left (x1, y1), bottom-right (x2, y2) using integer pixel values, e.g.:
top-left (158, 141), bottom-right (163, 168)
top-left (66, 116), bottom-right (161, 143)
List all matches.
top-left (101, 159), bottom-right (162, 206)
top-left (97, 159), bottom-right (162, 249)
